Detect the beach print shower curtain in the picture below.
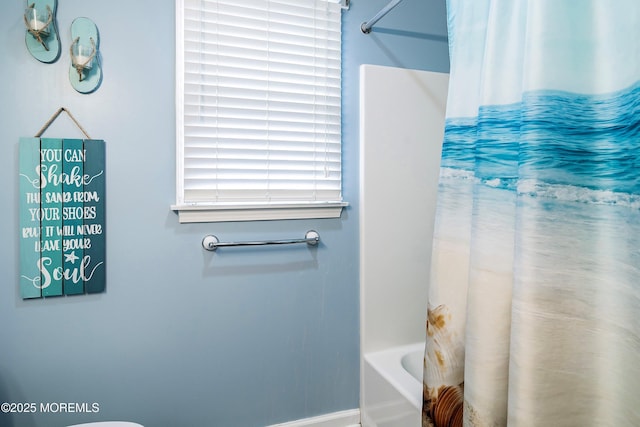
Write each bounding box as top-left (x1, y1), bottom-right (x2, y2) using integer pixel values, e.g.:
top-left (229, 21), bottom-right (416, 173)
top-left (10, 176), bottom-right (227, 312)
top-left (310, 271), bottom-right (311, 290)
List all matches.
top-left (423, 1), bottom-right (640, 426)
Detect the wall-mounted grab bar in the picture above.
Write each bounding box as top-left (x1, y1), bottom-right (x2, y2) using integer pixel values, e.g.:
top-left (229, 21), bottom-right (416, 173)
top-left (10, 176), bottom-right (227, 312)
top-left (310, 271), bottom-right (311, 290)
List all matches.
top-left (202, 230), bottom-right (320, 251)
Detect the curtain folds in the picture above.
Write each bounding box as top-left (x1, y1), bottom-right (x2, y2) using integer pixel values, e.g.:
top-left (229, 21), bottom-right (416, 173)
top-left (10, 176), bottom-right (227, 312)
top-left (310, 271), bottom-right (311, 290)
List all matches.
top-left (423, 1), bottom-right (640, 426)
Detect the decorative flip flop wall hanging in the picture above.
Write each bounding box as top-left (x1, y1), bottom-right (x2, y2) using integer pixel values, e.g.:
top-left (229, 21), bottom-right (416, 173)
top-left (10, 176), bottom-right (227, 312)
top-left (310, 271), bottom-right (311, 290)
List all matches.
top-left (69, 17), bottom-right (102, 94)
top-left (24, 0), bottom-right (61, 63)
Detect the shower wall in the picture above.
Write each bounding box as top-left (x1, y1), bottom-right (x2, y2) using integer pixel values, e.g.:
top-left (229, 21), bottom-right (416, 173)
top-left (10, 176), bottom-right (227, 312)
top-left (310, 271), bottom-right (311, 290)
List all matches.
top-left (359, 64), bottom-right (449, 354)
top-left (359, 63), bottom-right (449, 426)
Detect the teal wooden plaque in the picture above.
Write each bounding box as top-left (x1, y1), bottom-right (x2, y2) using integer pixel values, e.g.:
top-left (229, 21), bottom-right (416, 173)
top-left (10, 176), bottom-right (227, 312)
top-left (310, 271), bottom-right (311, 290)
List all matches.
top-left (18, 137), bottom-right (106, 299)
top-left (81, 139), bottom-right (106, 294)
top-left (19, 137), bottom-right (43, 299)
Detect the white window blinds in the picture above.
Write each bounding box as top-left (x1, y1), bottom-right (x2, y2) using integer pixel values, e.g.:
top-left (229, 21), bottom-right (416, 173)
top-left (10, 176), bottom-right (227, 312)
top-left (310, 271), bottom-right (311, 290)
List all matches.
top-left (175, 0), bottom-right (344, 222)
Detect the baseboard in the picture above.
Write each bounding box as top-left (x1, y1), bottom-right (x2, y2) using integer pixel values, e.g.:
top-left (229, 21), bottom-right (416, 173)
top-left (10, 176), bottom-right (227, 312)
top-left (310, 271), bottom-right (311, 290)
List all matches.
top-left (265, 408), bottom-right (360, 427)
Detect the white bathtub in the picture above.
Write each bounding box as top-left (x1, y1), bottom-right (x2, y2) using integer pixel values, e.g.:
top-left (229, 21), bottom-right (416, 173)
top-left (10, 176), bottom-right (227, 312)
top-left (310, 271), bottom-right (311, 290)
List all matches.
top-left (361, 342), bottom-right (424, 427)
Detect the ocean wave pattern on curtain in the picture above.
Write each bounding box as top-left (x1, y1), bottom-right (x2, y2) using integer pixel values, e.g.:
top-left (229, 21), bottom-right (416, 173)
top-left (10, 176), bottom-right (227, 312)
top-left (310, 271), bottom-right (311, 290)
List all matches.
top-left (422, 1), bottom-right (640, 426)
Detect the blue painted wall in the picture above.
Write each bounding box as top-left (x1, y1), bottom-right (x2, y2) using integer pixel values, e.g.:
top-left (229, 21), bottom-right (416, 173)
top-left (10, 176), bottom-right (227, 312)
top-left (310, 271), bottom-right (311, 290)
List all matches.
top-left (0, 1), bottom-right (448, 426)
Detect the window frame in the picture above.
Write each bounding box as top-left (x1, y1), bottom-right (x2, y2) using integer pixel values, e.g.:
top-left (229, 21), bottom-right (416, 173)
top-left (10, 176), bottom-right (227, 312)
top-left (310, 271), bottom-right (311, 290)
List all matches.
top-left (172, 0), bottom-right (348, 223)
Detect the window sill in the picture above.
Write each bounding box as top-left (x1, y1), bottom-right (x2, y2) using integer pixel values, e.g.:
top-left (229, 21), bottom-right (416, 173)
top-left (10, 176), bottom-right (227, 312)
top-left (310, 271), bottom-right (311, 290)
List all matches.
top-left (171, 202), bottom-right (348, 223)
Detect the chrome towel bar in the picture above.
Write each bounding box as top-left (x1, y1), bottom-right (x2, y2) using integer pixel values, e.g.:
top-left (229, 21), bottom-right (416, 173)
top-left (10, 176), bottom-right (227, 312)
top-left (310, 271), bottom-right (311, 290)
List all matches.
top-left (202, 230), bottom-right (320, 252)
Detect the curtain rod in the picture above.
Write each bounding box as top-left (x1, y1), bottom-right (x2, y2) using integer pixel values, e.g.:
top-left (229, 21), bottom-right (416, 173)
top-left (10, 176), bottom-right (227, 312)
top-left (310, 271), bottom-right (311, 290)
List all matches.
top-left (361, 0), bottom-right (404, 34)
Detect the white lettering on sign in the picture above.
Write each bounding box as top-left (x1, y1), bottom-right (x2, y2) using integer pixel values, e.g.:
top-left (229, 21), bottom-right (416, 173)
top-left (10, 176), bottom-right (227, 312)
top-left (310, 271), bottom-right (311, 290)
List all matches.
top-left (40, 148), bottom-right (86, 163)
top-left (36, 256), bottom-right (104, 289)
top-left (36, 164), bottom-right (103, 189)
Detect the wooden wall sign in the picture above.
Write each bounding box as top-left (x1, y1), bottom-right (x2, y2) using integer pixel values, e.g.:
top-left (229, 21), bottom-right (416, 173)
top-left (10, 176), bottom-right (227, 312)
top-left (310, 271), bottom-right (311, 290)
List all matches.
top-left (19, 137), bottom-right (106, 299)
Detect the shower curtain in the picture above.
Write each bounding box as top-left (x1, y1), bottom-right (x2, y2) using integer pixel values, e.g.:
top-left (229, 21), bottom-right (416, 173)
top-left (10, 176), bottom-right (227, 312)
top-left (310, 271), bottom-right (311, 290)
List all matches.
top-left (423, 1), bottom-right (640, 426)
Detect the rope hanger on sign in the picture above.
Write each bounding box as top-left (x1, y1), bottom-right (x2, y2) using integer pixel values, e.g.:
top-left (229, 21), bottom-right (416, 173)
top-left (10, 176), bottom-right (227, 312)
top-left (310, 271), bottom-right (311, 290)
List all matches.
top-left (35, 107), bottom-right (92, 139)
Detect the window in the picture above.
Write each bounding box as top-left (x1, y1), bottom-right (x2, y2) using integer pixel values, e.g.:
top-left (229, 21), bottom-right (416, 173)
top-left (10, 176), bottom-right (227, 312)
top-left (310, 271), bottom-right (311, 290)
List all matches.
top-left (173, 0), bottom-right (346, 223)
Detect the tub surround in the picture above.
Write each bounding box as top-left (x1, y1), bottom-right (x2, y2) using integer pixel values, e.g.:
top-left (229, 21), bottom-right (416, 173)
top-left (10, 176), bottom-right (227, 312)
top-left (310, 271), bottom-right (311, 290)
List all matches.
top-left (359, 65), bottom-right (448, 426)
